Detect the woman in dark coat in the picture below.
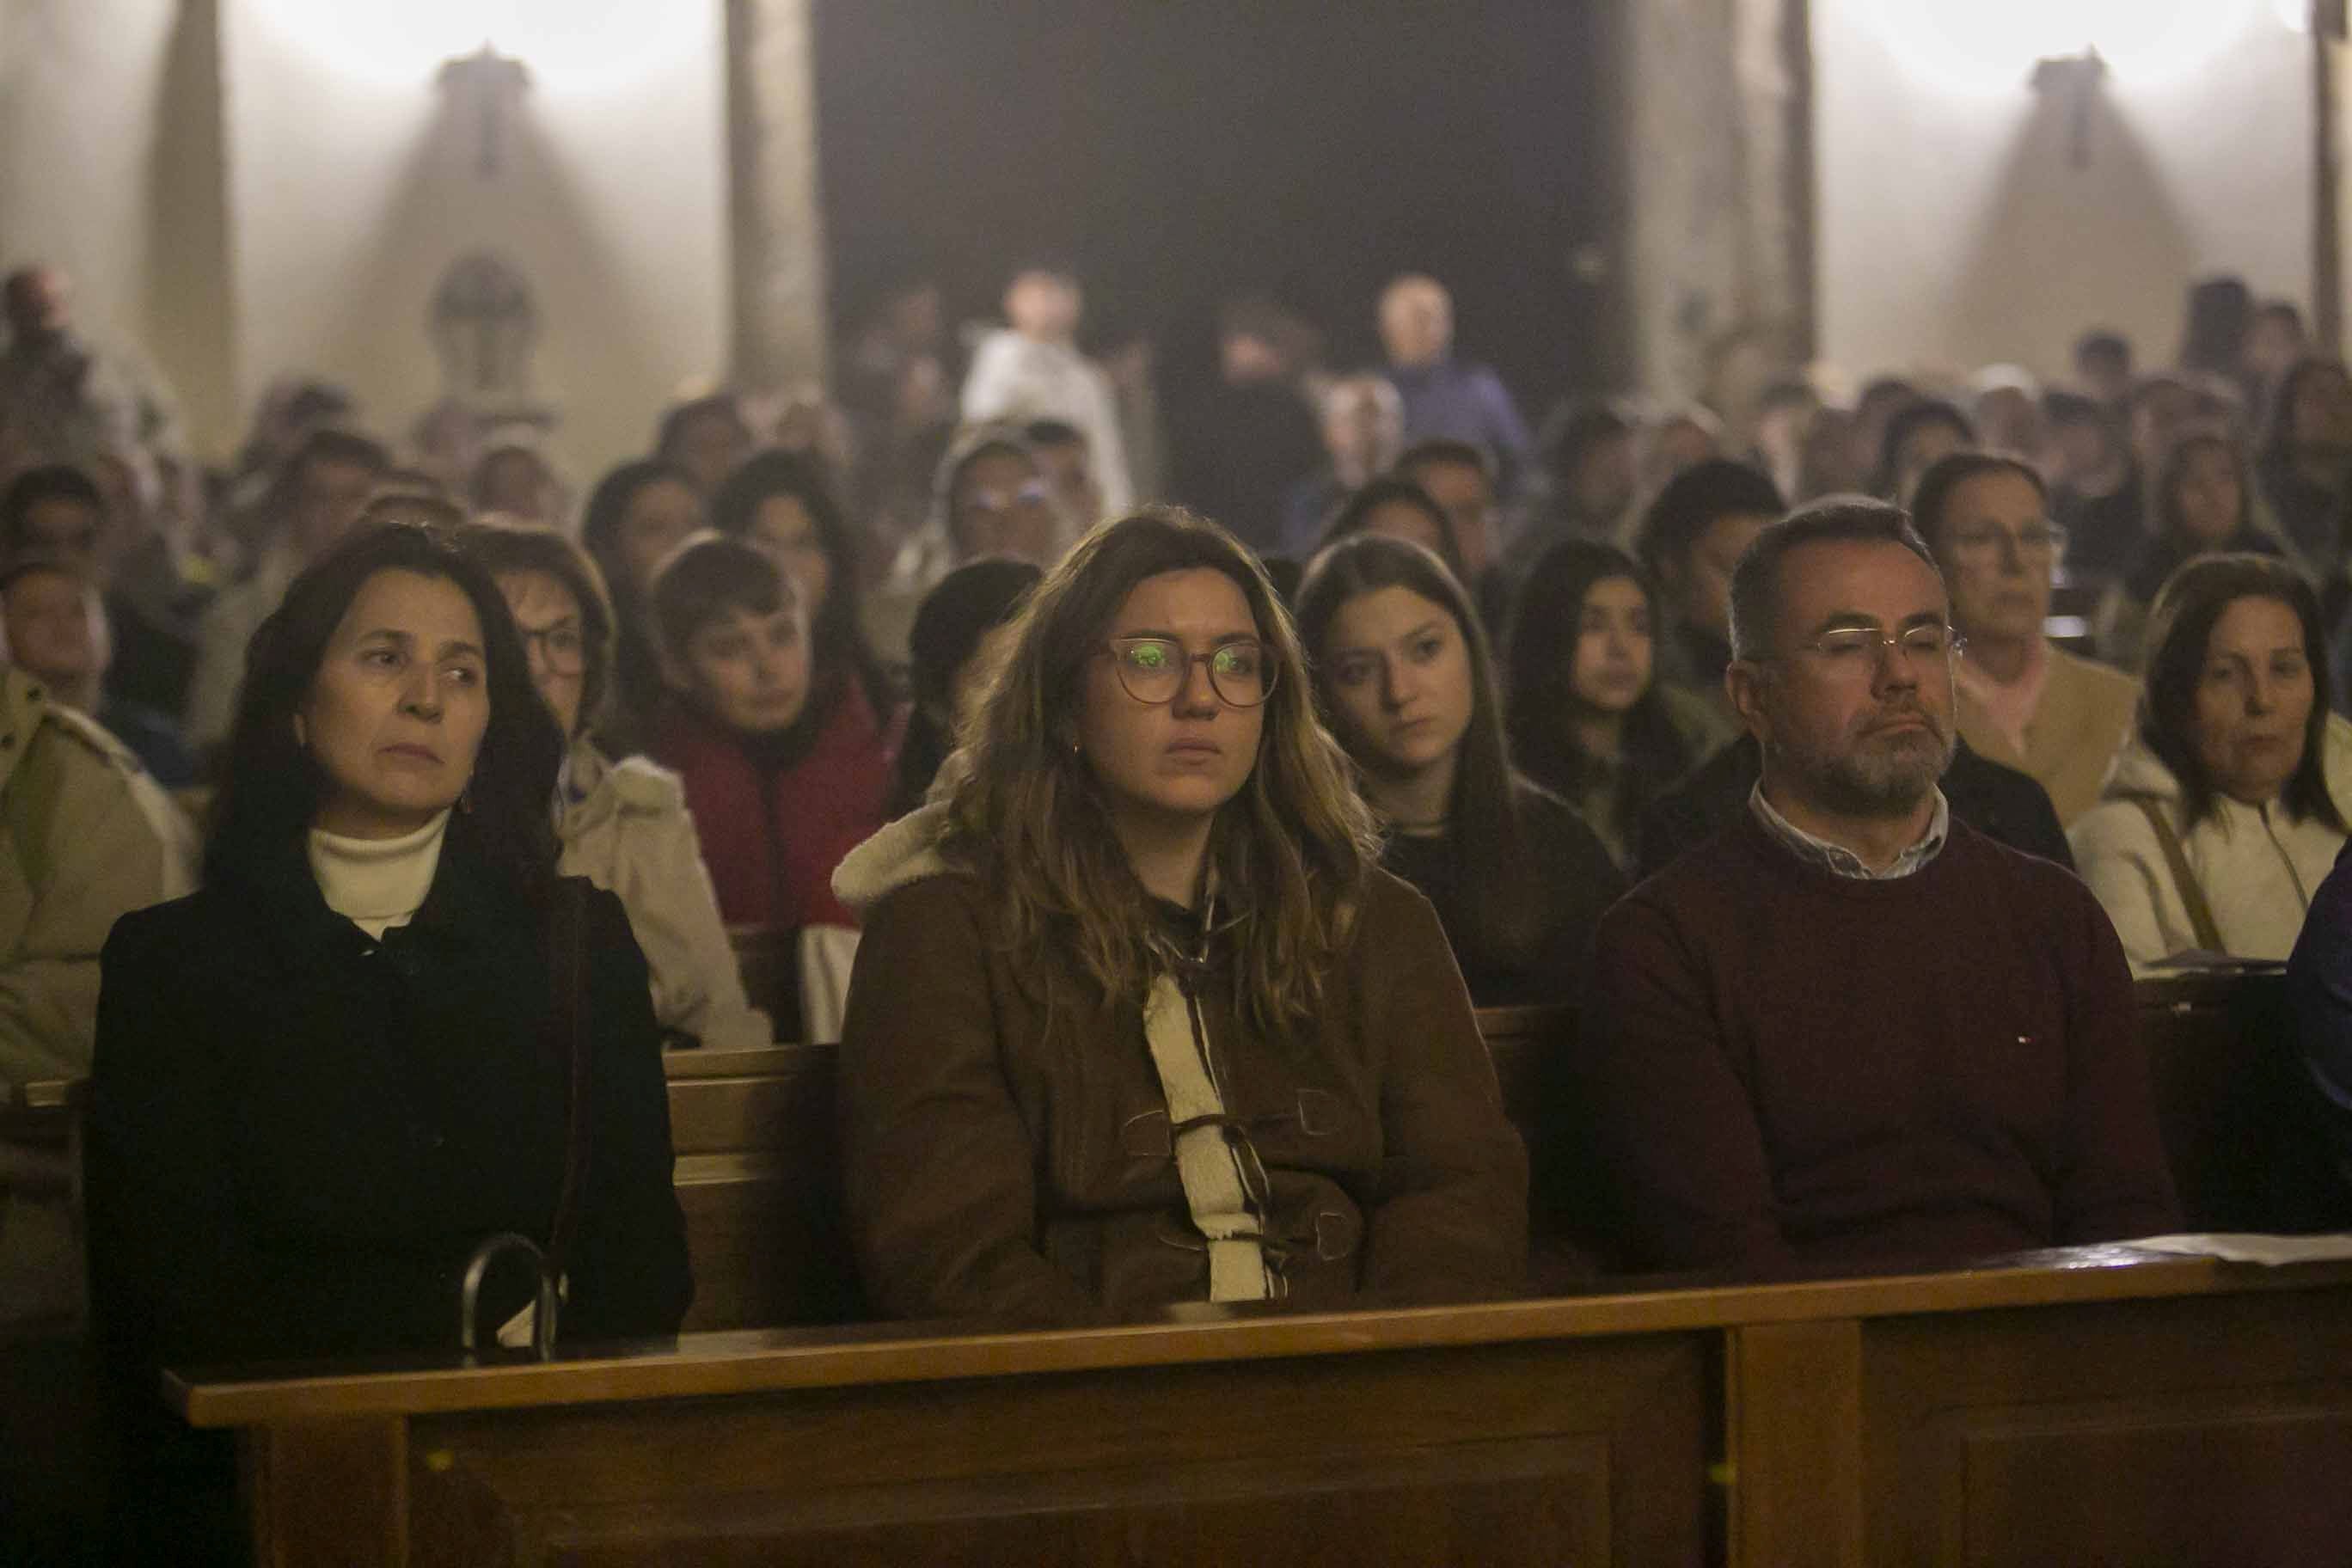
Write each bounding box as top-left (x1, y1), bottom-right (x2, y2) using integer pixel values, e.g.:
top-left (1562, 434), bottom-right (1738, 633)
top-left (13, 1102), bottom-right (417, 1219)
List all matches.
top-left (86, 505), bottom-right (690, 1556)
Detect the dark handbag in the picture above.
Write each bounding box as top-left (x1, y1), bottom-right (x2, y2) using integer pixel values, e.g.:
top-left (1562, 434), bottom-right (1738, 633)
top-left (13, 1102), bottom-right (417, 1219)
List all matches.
top-left (460, 878), bottom-right (591, 1357)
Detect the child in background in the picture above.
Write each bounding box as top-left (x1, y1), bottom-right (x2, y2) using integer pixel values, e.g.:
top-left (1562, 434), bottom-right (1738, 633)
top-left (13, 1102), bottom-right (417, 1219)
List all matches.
top-left (647, 533), bottom-right (887, 930)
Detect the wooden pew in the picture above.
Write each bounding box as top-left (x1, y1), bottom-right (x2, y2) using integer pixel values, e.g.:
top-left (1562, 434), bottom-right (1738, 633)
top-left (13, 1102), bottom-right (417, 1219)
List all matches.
top-left (2135, 971), bottom-right (2343, 1231)
top-left (170, 1247), bottom-right (2352, 1567)
top-left (663, 1044), bottom-right (861, 1330)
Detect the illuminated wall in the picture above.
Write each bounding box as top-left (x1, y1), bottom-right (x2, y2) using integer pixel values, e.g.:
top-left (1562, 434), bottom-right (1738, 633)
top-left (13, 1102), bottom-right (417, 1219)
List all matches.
top-left (0, 0), bottom-right (236, 455)
top-left (221, 0), bottom-right (729, 485)
top-left (1814, 0), bottom-right (2317, 387)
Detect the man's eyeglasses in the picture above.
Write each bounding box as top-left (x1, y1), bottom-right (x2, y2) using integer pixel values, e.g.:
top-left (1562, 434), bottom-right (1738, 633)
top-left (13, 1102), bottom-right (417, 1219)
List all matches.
top-left (1772, 622), bottom-right (1964, 668)
top-left (1102, 637), bottom-right (1275, 707)
top-left (1949, 522), bottom-right (2069, 560)
top-left (517, 623), bottom-right (588, 677)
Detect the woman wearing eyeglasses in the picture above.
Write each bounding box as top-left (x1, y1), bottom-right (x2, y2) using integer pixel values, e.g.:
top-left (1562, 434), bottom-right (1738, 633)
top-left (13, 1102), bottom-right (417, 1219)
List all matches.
top-left (832, 507), bottom-right (1528, 1325)
top-left (1913, 451), bottom-right (2140, 827)
top-left (462, 520), bottom-right (772, 1050)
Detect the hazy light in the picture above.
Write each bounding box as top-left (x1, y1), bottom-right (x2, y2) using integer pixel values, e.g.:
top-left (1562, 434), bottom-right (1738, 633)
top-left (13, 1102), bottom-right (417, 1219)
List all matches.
top-left (1864, 0), bottom-right (2262, 94)
top-left (2275, 0), bottom-right (2312, 31)
top-left (246, 0), bottom-right (705, 92)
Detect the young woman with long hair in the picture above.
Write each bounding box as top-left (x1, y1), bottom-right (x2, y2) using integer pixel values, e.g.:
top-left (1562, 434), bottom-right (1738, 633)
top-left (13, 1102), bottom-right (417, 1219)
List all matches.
top-left (1295, 534), bottom-right (1626, 1002)
top-left (1504, 538), bottom-right (1722, 868)
top-left (833, 507), bottom-right (1527, 1324)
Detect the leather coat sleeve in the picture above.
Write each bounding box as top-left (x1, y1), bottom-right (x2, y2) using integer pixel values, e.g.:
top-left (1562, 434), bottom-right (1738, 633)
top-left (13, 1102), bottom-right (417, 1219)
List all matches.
top-left (1356, 884), bottom-right (1529, 1302)
top-left (837, 878), bottom-right (1102, 1326)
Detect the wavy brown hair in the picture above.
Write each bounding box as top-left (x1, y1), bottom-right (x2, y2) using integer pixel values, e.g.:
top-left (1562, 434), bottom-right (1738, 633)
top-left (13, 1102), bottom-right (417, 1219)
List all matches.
top-left (934, 506), bottom-right (1380, 1037)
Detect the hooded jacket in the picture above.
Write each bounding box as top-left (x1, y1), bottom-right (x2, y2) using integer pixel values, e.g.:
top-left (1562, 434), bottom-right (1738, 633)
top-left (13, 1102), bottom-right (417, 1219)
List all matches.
top-left (830, 809), bottom-right (1528, 1325)
top-left (2070, 714), bottom-right (2352, 970)
top-left (556, 739), bottom-right (771, 1050)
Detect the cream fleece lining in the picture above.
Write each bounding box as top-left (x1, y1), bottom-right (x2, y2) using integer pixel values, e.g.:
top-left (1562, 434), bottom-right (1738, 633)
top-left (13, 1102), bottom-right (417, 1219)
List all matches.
top-left (1141, 970), bottom-right (1271, 1302)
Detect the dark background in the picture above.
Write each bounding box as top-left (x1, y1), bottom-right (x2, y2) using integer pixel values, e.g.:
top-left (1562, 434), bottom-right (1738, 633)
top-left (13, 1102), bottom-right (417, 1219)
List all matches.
top-left (813, 1), bottom-right (1622, 438)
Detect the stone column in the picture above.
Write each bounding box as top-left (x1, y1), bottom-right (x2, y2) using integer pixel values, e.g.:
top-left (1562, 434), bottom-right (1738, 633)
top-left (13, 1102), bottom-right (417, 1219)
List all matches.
top-left (1611, 0), bottom-right (1813, 403)
top-left (0, 0), bottom-right (238, 459)
top-left (144, 0), bottom-right (239, 463)
top-left (725, 0), bottom-right (830, 394)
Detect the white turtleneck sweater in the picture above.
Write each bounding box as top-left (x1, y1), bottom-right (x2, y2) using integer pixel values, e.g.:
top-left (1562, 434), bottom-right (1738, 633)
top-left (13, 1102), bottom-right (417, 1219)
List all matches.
top-left (307, 812), bottom-right (452, 937)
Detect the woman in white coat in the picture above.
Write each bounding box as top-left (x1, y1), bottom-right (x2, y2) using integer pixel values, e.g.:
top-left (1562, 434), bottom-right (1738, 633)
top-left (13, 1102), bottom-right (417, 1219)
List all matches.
top-left (465, 518), bottom-right (773, 1049)
top-left (2071, 554), bottom-right (2352, 971)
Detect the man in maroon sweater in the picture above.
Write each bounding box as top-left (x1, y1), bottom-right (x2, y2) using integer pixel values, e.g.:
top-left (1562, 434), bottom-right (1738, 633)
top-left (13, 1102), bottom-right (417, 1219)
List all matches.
top-left (1583, 499), bottom-right (2179, 1275)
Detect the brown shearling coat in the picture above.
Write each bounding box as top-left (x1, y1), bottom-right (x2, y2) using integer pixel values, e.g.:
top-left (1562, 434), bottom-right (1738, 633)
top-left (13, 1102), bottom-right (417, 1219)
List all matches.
top-left (836, 854), bottom-right (1528, 1326)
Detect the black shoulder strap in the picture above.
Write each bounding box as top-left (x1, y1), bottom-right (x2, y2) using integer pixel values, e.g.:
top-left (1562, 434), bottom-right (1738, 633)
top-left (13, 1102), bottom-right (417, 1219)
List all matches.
top-left (545, 878), bottom-right (592, 1273)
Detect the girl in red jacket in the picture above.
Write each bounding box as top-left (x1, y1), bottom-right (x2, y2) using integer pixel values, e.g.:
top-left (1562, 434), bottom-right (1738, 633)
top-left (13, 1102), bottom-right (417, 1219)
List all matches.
top-left (646, 532), bottom-right (889, 929)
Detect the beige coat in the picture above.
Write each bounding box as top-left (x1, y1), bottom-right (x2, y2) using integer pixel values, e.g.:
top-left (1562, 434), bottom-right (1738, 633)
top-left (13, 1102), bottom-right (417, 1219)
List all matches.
top-left (557, 741), bottom-right (772, 1051)
top-left (1957, 644), bottom-right (2139, 828)
top-left (2069, 716), bottom-right (2352, 972)
top-left (3, 665), bottom-right (194, 1326)
top-left (1, 665), bottom-right (195, 1087)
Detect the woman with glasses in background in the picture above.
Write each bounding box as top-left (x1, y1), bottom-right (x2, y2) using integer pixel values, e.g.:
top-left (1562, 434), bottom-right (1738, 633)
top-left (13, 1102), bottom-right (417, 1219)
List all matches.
top-left (463, 520), bottom-right (772, 1050)
top-left (1914, 451), bottom-right (2140, 827)
top-left (831, 507), bottom-right (1527, 1325)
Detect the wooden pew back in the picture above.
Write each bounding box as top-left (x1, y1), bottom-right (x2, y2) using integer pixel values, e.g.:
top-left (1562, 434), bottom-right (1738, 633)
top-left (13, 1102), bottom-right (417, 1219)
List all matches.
top-left (2135, 971), bottom-right (2343, 1232)
top-left (664, 1044), bottom-right (861, 1330)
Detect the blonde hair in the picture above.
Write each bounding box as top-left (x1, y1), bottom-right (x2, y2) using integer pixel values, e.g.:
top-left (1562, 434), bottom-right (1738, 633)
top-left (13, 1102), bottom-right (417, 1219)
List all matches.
top-left (934, 507), bottom-right (1380, 1036)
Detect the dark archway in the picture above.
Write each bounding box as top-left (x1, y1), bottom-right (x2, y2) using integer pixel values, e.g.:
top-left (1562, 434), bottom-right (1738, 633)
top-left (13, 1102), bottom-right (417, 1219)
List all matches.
top-left (813, 1), bottom-right (1620, 456)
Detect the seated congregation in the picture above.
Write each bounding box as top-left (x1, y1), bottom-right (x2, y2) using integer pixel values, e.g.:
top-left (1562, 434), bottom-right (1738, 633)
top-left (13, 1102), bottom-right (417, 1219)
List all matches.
top-left (11, 262), bottom-right (2352, 1560)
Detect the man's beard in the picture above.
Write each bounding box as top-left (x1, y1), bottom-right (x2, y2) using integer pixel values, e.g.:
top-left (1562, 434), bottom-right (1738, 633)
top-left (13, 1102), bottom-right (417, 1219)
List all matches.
top-left (1767, 714), bottom-right (1957, 818)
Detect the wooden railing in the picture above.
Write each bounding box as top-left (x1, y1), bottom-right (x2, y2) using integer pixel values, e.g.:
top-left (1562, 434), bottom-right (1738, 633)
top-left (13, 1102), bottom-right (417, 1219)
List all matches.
top-left (169, 1246), bottom-right (2352, 1566)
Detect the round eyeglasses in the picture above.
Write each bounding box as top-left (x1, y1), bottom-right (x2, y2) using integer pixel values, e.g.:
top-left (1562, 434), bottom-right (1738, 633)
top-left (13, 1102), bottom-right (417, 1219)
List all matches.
top-left (517, 622), bottom-right (589, 677)
top-left (1101, 637), bottom-right (1276, 707)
